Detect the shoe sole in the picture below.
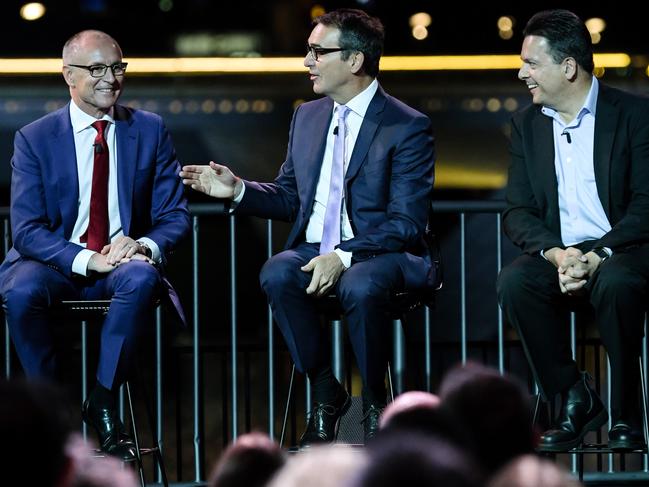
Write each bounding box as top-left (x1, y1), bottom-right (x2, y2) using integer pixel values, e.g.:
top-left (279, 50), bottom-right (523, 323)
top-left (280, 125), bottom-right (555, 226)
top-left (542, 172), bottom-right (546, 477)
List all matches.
top-left (537, 408), bottom-right (609, 452)
top-left (609, 439), bottom-right (646, 452)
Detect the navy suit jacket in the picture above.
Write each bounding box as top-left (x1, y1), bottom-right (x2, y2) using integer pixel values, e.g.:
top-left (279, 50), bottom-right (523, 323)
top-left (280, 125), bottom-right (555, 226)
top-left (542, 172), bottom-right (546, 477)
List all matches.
top-left (503, 84), bottom-right (649, 254)
top-left (0, 103), bottom-right (190, 278)
top-left (236, 85), bottom-right (436, 286)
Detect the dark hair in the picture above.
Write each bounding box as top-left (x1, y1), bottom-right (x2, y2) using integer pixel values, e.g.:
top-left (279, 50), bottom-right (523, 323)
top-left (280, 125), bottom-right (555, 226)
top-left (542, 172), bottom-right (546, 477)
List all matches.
top-left (523, 9), bottom-right (594, 73)
top-left (208, 432), bottom-right (285, 487)
top-left (439, 362), bottom-right (535, 474)
top-left (314, 8), bottom-right (384, 77)
top-left (354, 433), bottom-right (482, 487)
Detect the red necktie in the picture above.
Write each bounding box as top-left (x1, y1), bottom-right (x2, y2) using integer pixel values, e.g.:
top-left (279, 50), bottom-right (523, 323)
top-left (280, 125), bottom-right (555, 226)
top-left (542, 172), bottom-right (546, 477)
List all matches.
top-left (81, 120), bottom-right (110, 251)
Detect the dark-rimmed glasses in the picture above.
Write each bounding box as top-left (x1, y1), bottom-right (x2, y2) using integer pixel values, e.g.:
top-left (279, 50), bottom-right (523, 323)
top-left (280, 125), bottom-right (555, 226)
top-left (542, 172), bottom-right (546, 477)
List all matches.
top-left (66, 62), bottom-right (128, 78)
top-left (307, 45), bottom-right (346, 62)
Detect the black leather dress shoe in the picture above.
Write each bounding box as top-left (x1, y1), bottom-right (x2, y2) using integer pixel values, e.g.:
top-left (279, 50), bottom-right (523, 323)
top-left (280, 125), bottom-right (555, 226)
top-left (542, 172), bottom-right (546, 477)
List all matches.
top-left (299, 388), bottom-right (351, 448)
top-left (82, 398), bottom-right (138, 461)
top-left (609, 421), bottom-right (645, 451)
top-left (538, 373), bottom-right (608, 452)
top-left (361, 404), bottom-right (384, 444)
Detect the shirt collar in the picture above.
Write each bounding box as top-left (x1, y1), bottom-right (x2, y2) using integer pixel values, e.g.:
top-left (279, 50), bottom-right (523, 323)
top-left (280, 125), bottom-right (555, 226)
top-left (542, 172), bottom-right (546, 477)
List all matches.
top-left (333, 78), bottom-right (379, 119)
top-left (69, 99), bottom-right (115, 134)
top-left (541, 76), bottom-right (599, 125)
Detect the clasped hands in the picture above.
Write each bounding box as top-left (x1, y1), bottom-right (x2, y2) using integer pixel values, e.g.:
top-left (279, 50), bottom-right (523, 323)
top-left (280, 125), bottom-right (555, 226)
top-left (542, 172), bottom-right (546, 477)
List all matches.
top-left (546, 247), bottom-right (603, 295)
top-left (87, 236), bottom-right (154, 274)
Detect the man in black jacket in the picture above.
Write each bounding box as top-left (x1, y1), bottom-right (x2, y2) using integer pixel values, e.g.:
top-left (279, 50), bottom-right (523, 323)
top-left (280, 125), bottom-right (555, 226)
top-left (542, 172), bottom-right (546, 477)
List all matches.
top-left (497, 9), bottom-right (649, 452)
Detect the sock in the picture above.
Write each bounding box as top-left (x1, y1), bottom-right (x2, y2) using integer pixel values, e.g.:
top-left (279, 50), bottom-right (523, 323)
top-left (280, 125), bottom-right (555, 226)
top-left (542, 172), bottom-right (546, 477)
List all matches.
top-left (362, 383), bottom-right (387, 408)
top-left (307, 366), bottom-right (341, 404)
top-left (89, 382), bottom-right (116, 409)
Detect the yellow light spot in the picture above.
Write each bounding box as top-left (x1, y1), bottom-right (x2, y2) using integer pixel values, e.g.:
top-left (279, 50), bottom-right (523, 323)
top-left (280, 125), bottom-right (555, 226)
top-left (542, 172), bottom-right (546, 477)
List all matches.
top-left (219, 99), bottom-right (233, 114)
top-left (594, 67), bottom-right (606, 78)
top-left (412, 25), bottom-right (428, 41)
top-left (168, 100), bottom-right (183, 114)
top-left (235, 99), bottom-right (250, 113)
top-left (503, 97), bottom-right (518, 112)
top-left (585, 18), bottom-right (606, 34)
top-left (497, 16), bottom-right (514, 31)
top-left (499, 30), bottom-right (514, 40)
top-left (20, 3), bottom-right (45, 21)
top-left (486, 98), bottom-right (501, 112)
top-left (409, 12), bottom-right (432, 28)
top-left (310, 5), bottom-right (325, 20)
top-left (201, 99), bottom-right (216, 114)
top-left (590, 32), bottom-right (601, 44)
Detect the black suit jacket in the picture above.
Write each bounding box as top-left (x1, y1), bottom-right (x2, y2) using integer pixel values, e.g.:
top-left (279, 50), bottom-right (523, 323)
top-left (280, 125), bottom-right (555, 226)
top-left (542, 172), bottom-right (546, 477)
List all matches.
top-left (503, 83), bottom-right (649, 254)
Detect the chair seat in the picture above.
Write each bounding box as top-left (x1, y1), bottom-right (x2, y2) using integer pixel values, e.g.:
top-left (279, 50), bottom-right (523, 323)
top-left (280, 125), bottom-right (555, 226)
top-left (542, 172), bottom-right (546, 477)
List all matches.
top-left (317, 290), bottom-right (430, 321)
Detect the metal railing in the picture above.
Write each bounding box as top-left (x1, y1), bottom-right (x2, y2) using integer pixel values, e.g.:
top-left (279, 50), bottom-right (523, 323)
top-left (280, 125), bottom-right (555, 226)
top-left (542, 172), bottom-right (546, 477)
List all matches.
top-left (1, 201), bottom-right (648, 484)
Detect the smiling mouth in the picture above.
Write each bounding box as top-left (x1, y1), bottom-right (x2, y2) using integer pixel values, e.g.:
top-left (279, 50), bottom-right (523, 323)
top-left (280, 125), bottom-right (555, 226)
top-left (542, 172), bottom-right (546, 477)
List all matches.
top-left (526, 83), bottom-right (538, 90)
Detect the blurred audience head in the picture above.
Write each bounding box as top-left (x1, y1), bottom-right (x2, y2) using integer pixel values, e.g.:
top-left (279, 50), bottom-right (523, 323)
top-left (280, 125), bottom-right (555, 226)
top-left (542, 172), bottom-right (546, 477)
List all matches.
top-left (0, 379), bottom-right (74, 487)
top-left (439, 361), bottom-right (536, 474)
top-left (209, 432), bottom-right (285, 487)
top-left (268, 444), bottom-right (364, 487)
top-left (488, 454), bottom-right (583, 487)
top-left (67, 433), bottom-right (138, 487)
top-left (379, 390), bottom-right (440, 429)
top-left (352, 432), bottom-right (482, 487)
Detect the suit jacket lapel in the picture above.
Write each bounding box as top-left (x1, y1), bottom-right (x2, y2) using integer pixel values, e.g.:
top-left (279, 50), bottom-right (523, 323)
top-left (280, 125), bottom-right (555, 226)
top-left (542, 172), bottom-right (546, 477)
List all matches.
top-left (531, 112), bottom-right (559, 220)
top-left (593, 86), bottom-right (618, 218)
top-left (114, 105), bottom-right (138, 235)
top-left (345, 87), bottom-right (386, 182)
top-left (52, 106), bottom-right (79, 238)
top-left (299, 98), bottom-right (332, 207)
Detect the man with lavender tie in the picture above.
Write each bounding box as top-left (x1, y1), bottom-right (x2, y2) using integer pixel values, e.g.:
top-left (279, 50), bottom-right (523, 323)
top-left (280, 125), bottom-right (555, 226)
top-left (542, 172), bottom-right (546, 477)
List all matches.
top-left (181, 9), bottom-right (435, 446)
top-left (0, 31), bottom-right (189, 460)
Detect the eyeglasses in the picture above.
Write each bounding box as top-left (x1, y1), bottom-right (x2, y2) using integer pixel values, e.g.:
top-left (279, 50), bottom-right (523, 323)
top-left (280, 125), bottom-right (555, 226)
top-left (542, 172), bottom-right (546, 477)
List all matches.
top-left (307, 45), bottom-right (346, 62)
top-left (66, 62), bottom-right (128, 78)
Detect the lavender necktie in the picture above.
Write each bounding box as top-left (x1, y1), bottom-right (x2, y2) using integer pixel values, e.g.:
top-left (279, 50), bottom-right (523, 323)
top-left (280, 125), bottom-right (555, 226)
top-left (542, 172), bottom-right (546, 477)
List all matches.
top-left (320, 105), bottom-right (350, 254)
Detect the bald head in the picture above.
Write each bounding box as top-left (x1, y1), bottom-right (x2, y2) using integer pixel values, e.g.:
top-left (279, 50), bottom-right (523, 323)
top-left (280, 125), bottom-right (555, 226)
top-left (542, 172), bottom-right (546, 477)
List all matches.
top-left (61, 30), bottom-right (125, 118)
top-left (62, 30), bottom-right (122, 64)
top-left (380, 391), bottom-right (440, 429)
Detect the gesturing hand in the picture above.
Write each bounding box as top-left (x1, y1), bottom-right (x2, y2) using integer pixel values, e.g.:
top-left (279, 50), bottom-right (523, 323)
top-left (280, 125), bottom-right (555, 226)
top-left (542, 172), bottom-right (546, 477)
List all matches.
top-left (179, 162), bottom-right (243, 199)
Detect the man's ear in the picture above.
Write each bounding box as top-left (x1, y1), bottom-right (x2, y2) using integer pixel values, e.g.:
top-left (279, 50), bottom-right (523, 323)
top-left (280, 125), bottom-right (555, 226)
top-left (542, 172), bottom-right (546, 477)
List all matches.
top-left (563, 57), bottom-right (577, 80)
top-left (349, 51), bottom-right (365, 75)
top-left (62, 66), bottom-right (75, 88)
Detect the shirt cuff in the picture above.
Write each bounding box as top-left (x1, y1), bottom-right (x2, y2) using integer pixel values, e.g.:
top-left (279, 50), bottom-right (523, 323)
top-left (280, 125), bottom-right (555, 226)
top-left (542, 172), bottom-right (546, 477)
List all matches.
top-left (72, 249), bottom-right (96, 276)
top-left (602, 247), bottom-right (613, 257)
top-left (334, 248), bottom-right (352, 269)
top-left (230, 182), bottom-right (246, 213)
top-left (137, 237), bottom-right (161, 263)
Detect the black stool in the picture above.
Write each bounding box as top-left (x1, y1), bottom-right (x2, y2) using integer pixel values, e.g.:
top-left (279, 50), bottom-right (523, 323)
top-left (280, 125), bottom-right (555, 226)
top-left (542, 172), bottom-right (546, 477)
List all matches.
top-left (57, 299), bottom-right (169, 487)
top-left (279, 287), bottom-right (436, 447)
top-left (532, 312), bottom-right (649, 482)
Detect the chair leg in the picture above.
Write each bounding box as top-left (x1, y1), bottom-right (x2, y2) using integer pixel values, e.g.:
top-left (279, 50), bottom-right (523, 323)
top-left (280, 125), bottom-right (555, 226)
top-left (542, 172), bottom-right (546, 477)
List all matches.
top-left (639, 356), bottom-right (649, 449)
top-left (125, 381), bottom-right (146, 487)
top-left (532, 393), bottom-right (542, 426)
top-left (135, 363), bottom-right (170, 487)
top-left (280, 364), bottom-right (296, 448)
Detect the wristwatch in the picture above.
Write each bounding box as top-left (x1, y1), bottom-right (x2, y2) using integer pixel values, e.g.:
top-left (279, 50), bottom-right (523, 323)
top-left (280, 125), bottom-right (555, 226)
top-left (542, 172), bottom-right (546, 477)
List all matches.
top-left (138, 242), bottom-right (152, 258)
top-left (592, 247), bottom-right (610, 262)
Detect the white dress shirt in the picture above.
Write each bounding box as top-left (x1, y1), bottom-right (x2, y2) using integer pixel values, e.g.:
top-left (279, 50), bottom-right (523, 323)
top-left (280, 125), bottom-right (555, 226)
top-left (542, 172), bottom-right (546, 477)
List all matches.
top-left (234, 79), bottom-right (379, 268)
top-left (69, 101), bottom-right (159, 275)
top-left (541, 77), bottom-right (612, 249)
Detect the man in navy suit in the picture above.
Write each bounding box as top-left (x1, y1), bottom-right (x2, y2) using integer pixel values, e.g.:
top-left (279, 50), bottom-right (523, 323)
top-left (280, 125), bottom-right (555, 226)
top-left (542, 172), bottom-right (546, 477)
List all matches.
top-left (498, 10), bottom-right (649, 452)
top-left (0, 30), bottom-right (189, 459)
top-left (181, 9), bottom-right (435, 445)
